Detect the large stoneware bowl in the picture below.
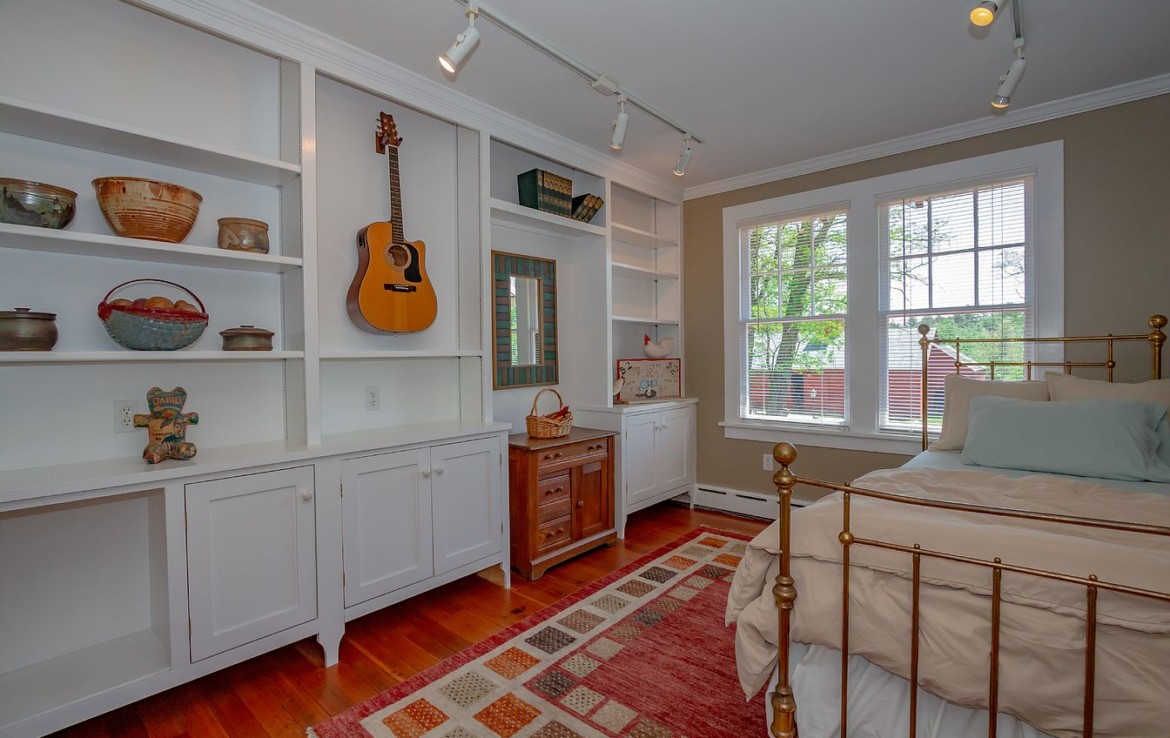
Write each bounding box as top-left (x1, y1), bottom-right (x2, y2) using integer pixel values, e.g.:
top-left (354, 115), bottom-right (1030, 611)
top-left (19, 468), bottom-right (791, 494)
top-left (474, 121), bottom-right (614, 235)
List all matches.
top-left (93, 177), bottom-right (202, 243)
top-left (0, 178), bottom-right (77, 229)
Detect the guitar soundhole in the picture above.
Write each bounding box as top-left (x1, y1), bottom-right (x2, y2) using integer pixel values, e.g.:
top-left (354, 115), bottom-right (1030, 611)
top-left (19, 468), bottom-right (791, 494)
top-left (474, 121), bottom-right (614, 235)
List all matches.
top-left (386, 243), bottom-right (411, 268)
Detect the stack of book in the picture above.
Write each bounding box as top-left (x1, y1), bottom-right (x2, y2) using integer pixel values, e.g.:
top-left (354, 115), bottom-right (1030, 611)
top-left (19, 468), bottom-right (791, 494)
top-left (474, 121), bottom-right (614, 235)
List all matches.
top-left (517, 169), bottom-right (573, 217)
top-left (571, 194), bottom-right (604, 223)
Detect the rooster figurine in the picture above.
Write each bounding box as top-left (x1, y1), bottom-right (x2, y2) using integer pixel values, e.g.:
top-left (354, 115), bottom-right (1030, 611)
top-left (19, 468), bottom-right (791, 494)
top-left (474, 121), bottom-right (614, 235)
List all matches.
top-left (643, 333), bottom-right (675, 359)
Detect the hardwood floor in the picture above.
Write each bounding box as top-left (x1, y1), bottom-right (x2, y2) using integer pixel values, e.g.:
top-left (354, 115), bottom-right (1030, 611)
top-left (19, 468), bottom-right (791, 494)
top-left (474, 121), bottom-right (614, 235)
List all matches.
top-left (49, 504), bottom-right (767, 738)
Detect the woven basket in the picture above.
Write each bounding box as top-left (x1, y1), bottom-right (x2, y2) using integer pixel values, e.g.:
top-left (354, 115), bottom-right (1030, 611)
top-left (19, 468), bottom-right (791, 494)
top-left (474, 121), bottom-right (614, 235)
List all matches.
top-left (526, 388), bottom-right (573, 439)
top-left (97, 278), bottom-right (208, 350)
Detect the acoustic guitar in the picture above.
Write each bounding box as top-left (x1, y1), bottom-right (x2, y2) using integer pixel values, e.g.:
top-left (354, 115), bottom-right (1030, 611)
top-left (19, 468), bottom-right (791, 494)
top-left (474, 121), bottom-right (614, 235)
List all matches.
top-left (346, 112), bottom-right (438, 333)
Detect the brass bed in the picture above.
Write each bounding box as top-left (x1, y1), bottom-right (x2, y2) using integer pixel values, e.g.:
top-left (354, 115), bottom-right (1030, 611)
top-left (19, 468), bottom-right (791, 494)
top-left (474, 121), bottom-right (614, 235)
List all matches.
top-left (752, 315), bottom-right (1170, 738)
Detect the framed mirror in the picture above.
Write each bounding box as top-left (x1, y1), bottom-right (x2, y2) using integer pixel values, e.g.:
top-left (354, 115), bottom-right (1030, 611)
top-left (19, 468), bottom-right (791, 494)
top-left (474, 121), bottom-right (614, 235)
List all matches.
top-left (492, 251), bottom-right (558, 389)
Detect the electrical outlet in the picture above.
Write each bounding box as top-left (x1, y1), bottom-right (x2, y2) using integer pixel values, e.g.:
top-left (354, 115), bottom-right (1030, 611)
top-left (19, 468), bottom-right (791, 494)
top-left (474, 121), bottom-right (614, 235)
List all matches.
top-left (762, 453), bottom-right (774, 472)
top-left (365, 386), bottom-right (380, 412)
top-left (115, 400), bottom-right (137, 434)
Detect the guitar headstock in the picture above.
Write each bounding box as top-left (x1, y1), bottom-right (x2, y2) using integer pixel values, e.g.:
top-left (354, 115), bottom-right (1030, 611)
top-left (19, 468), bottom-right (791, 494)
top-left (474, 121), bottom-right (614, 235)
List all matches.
top-left (375, 112), bottom-right (401, 154)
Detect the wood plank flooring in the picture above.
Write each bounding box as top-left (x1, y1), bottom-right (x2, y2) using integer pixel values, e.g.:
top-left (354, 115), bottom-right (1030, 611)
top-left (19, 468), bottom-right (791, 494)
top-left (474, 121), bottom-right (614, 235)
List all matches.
top-left (49, 504), bottom-right (767, 738)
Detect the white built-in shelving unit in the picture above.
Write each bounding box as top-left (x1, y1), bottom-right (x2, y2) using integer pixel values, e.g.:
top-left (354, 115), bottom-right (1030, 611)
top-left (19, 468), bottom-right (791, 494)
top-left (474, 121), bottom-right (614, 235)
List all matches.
top-left (0, 1), bottom-right (684, 735)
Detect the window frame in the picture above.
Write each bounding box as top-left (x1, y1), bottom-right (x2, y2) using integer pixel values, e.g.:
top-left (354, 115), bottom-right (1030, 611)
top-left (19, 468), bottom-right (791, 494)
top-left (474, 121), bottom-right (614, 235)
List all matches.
top-left (721, 142), bottom-right (1064, 454)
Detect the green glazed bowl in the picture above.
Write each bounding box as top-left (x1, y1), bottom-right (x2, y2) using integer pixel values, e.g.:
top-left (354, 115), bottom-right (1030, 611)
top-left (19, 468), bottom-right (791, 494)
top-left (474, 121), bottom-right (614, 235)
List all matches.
top-left (0, 178), bottom-right (77, 229)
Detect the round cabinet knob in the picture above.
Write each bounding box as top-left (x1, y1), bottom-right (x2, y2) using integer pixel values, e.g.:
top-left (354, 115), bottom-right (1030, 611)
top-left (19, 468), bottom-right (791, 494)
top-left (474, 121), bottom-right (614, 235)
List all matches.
top-left (421, 468), bottom-right (432, 477)
top-left (554, 452), bottom-right (563, 459)
top-left (300, 488), bottom-right (313, 501)
top-left (434, 465), bottom-right (444, 475)
top-left (576, 500), bottom-right (585, 508)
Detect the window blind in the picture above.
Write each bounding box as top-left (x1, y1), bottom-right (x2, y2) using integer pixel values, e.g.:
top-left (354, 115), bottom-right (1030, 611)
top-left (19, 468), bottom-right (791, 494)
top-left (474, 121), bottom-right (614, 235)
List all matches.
top-left (879, 176), bottom-right (1034, 432)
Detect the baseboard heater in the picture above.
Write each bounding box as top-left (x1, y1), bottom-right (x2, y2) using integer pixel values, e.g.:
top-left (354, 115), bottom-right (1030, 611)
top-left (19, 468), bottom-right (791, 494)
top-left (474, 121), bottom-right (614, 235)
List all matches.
top-left (691, 485), bottom-right (809, 520)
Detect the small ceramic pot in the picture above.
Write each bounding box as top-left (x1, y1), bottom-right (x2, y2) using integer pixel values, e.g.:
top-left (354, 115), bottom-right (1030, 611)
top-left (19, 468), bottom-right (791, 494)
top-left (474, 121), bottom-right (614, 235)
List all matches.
top-left (217, 217), bottom-right (270, 254)
top-left (220, 325), bottom-right (274, 351)
top-left (0, 307), bottom-right (58, 351)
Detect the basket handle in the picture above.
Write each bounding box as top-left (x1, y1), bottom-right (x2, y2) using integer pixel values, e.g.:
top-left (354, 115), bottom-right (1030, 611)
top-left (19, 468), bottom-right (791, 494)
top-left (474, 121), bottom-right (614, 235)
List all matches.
top-left (529, 387), bottom-right (565, 416)
top-left (101, 278), bottom-right (205, 314)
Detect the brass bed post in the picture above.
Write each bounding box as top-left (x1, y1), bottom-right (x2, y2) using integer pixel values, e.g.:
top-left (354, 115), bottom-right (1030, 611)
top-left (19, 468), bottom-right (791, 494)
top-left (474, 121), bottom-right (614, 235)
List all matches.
top-left (1150, 314), bottom-right (1167, 379)
top-left (918, 324), bottom-right (931, 452)
top-left (771, 442), bottom-right (799, 738)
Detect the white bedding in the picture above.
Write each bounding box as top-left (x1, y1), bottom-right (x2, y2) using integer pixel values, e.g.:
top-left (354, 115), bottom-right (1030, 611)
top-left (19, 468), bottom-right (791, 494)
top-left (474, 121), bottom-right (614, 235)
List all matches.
top-left (727, 454), bottom-right (1170, 738)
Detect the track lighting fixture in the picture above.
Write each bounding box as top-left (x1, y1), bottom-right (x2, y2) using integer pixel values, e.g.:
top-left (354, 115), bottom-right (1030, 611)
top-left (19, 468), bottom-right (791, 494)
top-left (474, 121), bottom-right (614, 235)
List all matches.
top-left (673, 135), bottom-right (693, 177)
top-left (969, 0), bottom-right (1001, 27)
top-left (609, 96), bottom-right (629, 151)
top-left (992, 54), bottom-right (1027, 109)
top-left (439, 1), bottom-right (480, 75)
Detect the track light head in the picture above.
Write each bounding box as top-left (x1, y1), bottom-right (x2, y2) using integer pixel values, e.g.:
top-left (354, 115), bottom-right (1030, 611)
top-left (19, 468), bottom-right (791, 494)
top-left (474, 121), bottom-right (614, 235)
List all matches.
top-left (439, 4), bottom-right (480, 75)
top-left (992, 55), bottom-right (1027, 109)
top-left (609, 97), bottom-right (629, 151)
top-left (969, 0), bottom-right (1001, 27)
top-left (672, 135), bottom-right (693, 177)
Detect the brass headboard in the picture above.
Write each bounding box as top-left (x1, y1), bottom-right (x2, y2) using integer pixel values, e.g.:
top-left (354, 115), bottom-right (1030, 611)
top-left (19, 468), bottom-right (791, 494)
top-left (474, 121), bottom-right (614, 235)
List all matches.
top-left (916, 314), bottom-right (1167, 451)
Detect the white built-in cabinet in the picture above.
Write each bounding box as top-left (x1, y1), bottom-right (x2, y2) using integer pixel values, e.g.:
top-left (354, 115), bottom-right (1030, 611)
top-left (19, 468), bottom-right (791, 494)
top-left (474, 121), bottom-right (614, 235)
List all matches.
top-left (341, 437), bottom-right (504, 617)
top-left (186, 467), bottom-right (317, 662)
top-left (0, 1), bottom-right (684, 735)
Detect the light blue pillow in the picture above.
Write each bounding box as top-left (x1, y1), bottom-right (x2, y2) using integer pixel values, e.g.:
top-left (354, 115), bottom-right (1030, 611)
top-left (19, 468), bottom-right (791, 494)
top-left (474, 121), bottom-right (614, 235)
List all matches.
top-left (961, 396), bottom-right (1170, 482)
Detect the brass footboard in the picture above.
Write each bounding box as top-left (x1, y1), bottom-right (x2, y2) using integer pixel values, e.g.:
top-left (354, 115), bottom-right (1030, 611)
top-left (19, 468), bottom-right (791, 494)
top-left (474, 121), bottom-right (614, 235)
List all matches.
top-left (768, 443), bottom-right (1170, 738)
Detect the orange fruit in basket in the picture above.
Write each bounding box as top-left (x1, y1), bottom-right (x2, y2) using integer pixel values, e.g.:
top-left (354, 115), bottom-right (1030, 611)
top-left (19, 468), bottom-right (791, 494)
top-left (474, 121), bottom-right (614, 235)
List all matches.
top-left (174, 299), bottom-right (200, 313)
top-left (145, 296), bottom-right (175, 310)
top-left (108, 298), bottom-right (133, 308)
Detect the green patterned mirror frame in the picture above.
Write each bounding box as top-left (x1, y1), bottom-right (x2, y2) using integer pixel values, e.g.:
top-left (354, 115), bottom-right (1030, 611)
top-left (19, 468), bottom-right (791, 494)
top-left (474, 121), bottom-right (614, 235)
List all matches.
top-left (492, 251), bottom-right (558, 389)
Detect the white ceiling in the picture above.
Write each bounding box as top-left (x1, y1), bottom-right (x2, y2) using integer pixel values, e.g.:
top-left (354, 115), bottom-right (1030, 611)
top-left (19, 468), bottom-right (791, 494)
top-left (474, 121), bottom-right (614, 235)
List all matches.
top-left (246, 0), bottom-right (1170, 193)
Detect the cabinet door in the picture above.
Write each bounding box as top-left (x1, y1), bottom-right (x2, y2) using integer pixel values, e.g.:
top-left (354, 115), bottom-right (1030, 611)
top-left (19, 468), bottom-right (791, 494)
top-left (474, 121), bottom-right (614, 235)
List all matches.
top-left (572, 455), bottom-right (611, 540)
top-left (656, 406), bottom-right (693, 494)
top-left (624, 412), bottom-right (659, 506)
top-left (431, 437), bottom-right (502, 575)
top-left (187, 467), bottom-right (316, 662)
top-left (341, 448), bottom-right (433, 608)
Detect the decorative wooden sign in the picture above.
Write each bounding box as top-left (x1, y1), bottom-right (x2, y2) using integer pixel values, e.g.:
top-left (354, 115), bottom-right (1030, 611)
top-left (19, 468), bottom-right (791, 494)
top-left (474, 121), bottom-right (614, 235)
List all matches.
top-left (615, 358), bottom-right (681, 402)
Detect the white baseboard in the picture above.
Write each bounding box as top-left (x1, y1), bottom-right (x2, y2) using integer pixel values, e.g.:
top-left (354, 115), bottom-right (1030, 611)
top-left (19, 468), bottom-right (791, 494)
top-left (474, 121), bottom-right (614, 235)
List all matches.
top-left (692, 485), bottom-right (794, 520)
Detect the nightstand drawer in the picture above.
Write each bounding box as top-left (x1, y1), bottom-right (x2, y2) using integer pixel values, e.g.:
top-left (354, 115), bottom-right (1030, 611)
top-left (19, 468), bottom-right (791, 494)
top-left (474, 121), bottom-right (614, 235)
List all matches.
top-left (536, 516), bottom-right (571, 550)
top-left (538, 496), bottom-right (571, 524)
top-left (537, 473), bottom-right (570, 505)
top-left (535, 438), bottom-right (608, 473)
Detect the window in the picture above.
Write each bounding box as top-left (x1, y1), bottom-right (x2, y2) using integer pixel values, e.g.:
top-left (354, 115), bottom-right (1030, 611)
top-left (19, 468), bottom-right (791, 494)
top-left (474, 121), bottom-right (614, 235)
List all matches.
top-left (722, 143), bottom-right (1063, 453)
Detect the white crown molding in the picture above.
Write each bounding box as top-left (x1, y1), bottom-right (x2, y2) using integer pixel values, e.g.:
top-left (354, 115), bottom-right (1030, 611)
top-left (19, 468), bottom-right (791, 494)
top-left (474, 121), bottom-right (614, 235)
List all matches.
top-left (128, 0), bottom-right (685, 203)
top-left (683, 73), bottom-right (1170, 201)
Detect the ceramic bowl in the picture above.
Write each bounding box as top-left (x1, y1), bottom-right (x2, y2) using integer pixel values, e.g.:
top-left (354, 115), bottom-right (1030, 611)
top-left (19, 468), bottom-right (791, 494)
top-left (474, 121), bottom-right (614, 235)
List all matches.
top-left (217, 217), bottom-right (270, 254)
top-left (0, 178), bottom-right (77, 229)
top-left (93, 177), bottom-right (202, 243)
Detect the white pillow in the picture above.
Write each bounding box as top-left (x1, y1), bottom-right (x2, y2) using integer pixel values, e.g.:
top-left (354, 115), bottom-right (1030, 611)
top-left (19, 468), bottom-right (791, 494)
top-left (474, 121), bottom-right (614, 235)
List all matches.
top-left (1045, 372), bottom-right (1170, 411)
top-left (930, 373), bottom-right (1050, 451)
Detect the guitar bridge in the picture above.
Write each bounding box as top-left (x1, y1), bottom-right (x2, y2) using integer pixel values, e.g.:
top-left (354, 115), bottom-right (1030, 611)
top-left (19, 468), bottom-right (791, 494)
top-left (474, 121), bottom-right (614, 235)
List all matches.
top-left (385, 284), bottom-right (417, 293)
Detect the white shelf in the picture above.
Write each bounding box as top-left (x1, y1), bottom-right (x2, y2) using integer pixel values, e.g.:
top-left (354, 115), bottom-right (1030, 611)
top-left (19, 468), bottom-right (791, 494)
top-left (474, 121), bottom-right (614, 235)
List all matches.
top-left (0, 223), bottom-right (302, 273)
top-left (612, 222), bottom-right (677, 249)
top-left (611, 314), bottom-right (680, 326)
top-left (0, 94), bottom-right (300, 186)
top-left (611, 262), bottom-right (678, 281)
top-left (0, 350), bottom-right (304, 364)
top-left (0, 628), bottom-right (169, 733)
top-left (321, 350), bottom-right (483, 360)
top-left (490, 198), bottom-right (606, 239)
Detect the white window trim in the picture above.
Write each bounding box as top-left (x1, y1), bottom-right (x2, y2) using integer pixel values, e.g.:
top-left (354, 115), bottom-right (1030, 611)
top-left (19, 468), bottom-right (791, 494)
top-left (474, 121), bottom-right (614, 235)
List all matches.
top-left (721, 142), bottom-right (1064, 454)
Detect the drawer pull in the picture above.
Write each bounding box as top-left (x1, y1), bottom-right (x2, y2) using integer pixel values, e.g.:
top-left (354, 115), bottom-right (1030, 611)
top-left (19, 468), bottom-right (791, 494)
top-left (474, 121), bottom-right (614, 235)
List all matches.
top-left (576, 500), bottom-right (585, 508)
top-left (554, 452), bottom-right (563, 459)
top-left (545, 486), bottom-right (564, 496)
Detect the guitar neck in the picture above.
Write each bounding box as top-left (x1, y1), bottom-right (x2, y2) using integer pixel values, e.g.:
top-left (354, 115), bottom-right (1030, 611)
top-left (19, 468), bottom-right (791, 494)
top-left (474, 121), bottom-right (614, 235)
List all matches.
top-left (387, 146), bottom-right (404, 245)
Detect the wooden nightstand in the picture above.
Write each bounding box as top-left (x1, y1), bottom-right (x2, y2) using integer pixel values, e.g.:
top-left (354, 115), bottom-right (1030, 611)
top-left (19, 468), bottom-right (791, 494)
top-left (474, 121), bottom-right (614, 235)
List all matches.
top-left (507, 427), bottom-right (618, 580)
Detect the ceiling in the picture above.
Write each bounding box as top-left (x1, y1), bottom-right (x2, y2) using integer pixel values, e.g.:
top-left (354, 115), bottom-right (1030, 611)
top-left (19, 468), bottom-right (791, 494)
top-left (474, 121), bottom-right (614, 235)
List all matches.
top-left (246, 0), bottom-right (1170, 193)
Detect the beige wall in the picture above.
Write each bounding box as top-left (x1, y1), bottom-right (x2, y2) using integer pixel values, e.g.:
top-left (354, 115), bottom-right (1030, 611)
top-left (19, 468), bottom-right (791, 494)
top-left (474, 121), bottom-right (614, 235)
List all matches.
top-left (683, 94), bottom-right (1170, 501)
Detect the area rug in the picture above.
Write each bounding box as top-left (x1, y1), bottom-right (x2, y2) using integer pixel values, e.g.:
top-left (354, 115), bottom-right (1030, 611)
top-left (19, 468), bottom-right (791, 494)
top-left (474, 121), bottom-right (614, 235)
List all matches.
top-left (310, 527), bottom-right (764, 738)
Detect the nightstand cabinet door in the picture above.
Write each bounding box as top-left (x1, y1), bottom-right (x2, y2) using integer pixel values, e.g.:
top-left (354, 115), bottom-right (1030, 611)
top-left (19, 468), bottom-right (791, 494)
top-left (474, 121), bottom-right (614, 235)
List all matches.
top-left (508, 428), bottom-right (617, 580)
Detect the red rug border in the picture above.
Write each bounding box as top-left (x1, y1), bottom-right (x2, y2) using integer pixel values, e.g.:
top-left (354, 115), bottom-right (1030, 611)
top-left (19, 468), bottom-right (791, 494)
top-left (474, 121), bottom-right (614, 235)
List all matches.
top-left (311, 525), bottom-right (753, 738)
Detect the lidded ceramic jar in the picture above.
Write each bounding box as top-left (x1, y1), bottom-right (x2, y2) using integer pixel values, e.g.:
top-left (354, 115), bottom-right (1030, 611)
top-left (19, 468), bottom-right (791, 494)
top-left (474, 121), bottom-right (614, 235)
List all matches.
top-left (220, 325), bottom-right (274, 351)
top-left (0, 307), bottom-right (58, 351)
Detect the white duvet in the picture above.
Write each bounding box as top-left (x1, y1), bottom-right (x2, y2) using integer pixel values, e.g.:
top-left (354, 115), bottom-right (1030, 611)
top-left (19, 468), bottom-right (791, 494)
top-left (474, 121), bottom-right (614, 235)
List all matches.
top-left (725, 466), bottom-right (1170, 738)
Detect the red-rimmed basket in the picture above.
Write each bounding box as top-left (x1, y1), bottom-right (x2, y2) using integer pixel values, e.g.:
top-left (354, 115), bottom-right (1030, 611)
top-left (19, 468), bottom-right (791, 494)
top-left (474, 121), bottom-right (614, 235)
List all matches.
top-left (97, 278), bottom-right (208, 350)
top-left (526, 388), bottom-right (573, 439)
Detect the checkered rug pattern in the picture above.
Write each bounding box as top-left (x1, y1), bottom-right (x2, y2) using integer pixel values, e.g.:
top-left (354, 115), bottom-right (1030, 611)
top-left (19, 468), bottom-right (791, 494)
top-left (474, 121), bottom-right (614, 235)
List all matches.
top-left (310, 528), bottom-right (763, 738)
